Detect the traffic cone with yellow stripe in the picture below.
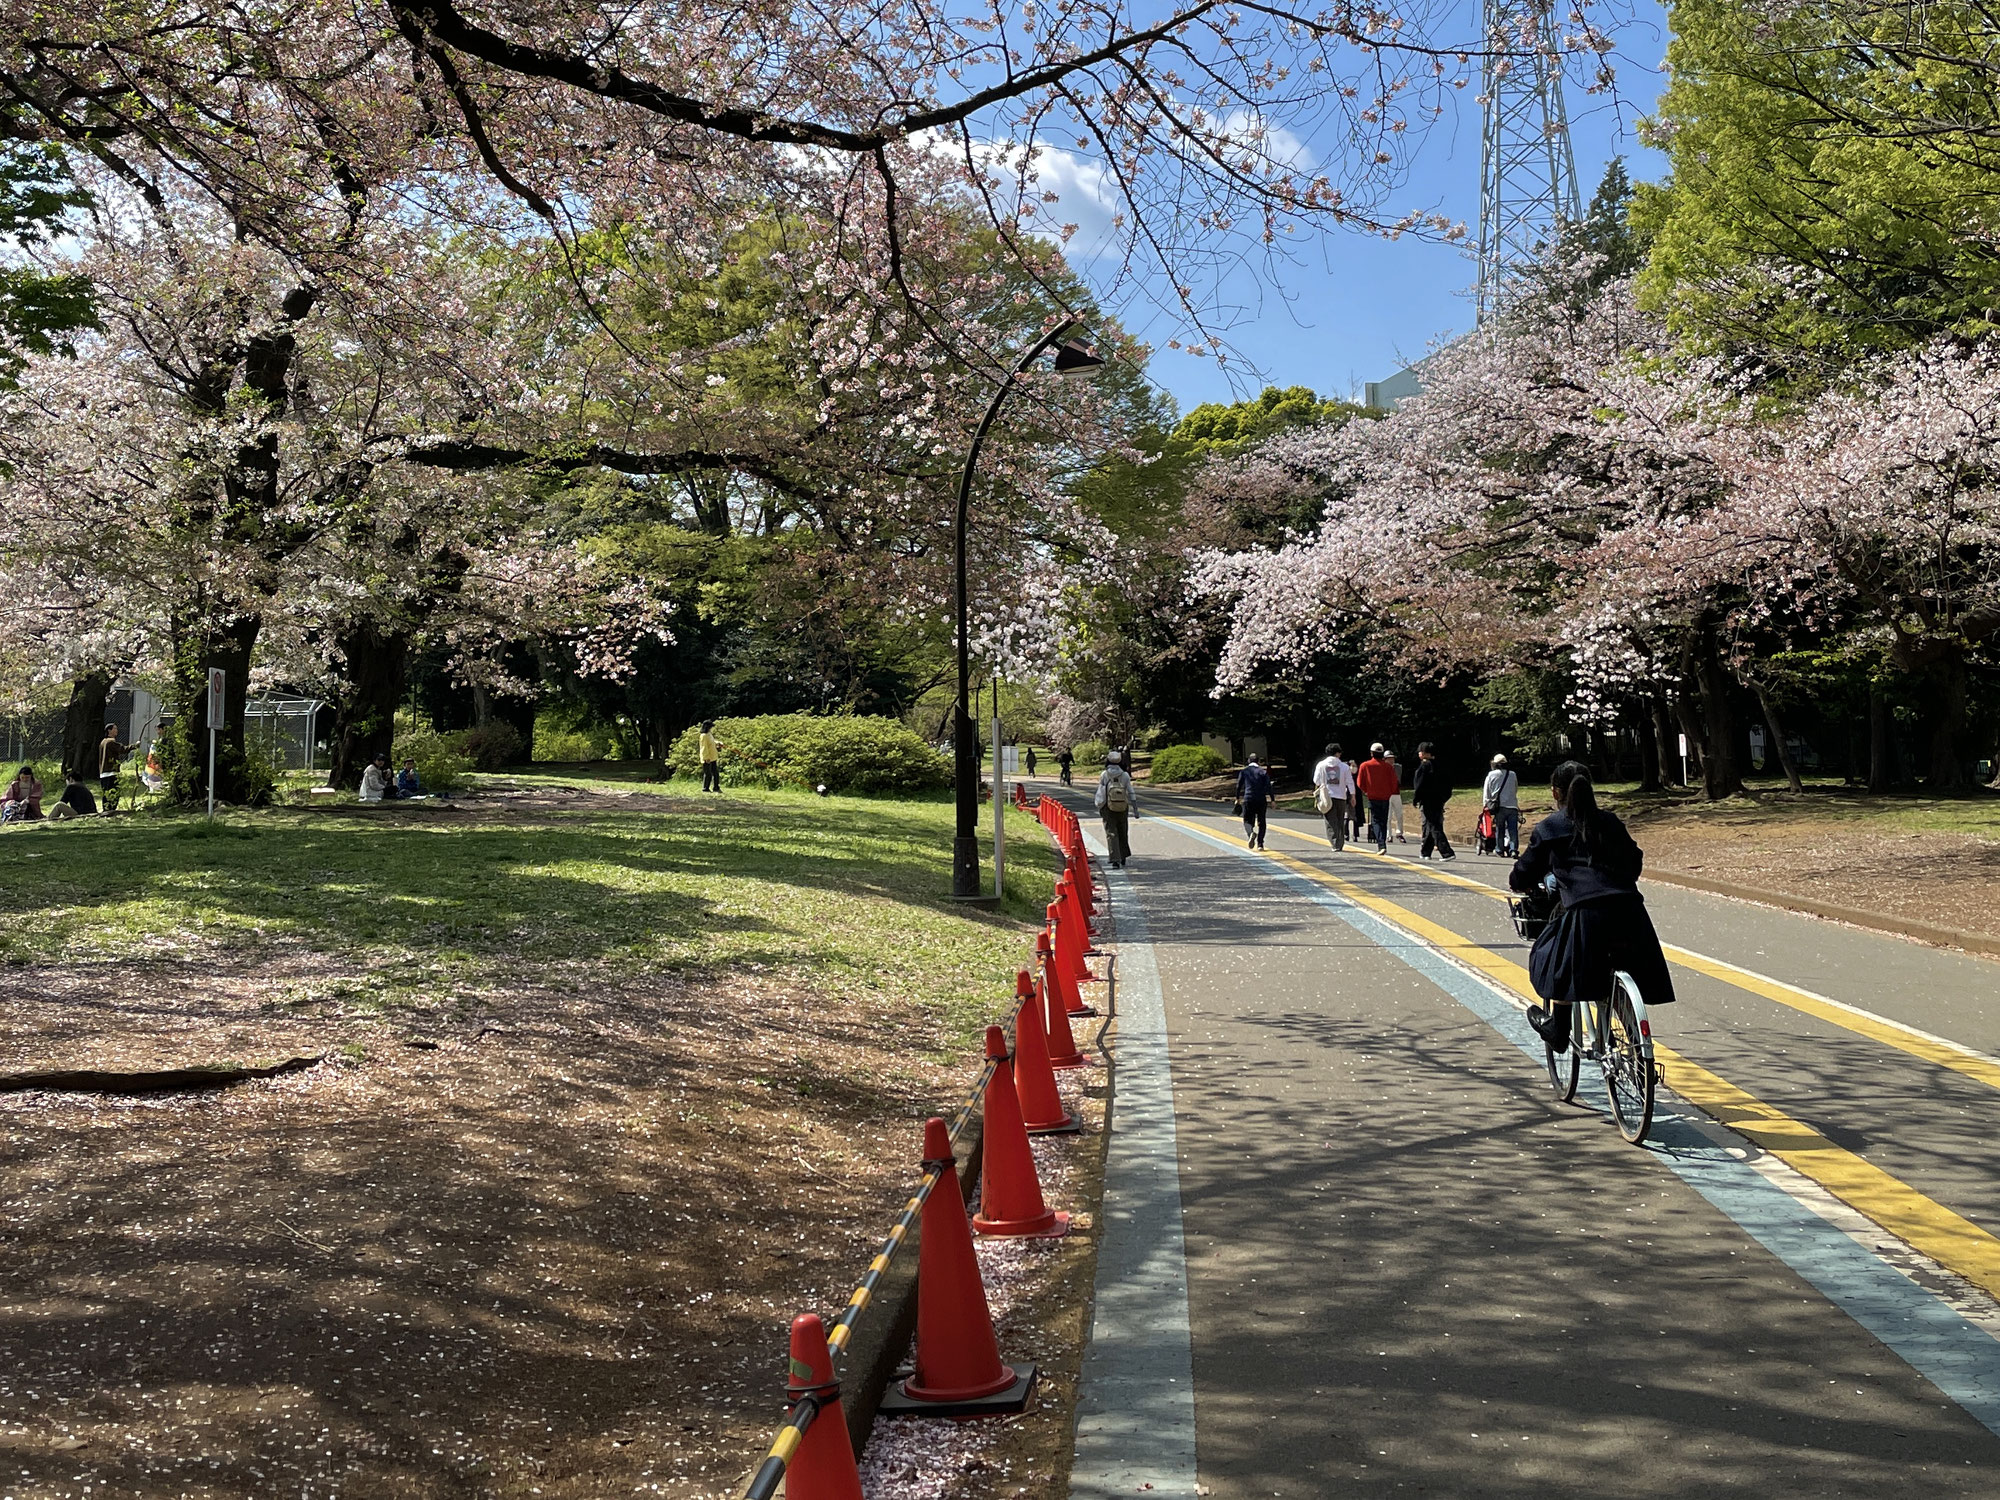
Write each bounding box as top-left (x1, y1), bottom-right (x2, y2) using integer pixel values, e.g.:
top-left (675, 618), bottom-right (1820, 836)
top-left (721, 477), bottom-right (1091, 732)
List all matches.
top-left (777, 1314), bottom-right (863, 1500)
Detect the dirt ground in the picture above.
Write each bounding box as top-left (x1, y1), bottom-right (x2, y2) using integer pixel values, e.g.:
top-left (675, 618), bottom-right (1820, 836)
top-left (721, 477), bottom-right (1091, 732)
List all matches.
top-left (0, 785), bottom-right (1104, 1500)
top-left (1614, 799), bottom-right (2000, 945)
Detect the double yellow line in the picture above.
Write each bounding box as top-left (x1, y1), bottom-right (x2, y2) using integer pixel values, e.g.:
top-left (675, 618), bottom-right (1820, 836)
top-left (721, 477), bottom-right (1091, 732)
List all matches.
top-left (1149, 807), bottom-right (2000, 1301)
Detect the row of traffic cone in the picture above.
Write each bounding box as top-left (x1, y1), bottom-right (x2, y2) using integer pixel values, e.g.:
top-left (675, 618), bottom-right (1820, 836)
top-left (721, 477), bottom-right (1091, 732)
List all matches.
top-left (771, 805), bottom-right (1103, 1497)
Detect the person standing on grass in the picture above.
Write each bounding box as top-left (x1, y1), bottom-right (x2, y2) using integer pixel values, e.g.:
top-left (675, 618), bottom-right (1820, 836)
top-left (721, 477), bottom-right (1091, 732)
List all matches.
top-left (97, 723), bottom-right (129, 811)
top-left (1312, 741), bottom-right (1356, 851)
top-left (1237, 753), bottom-right (1272, 849)
top-left (1483, 753), bottom-right (1521, 857)
top-left (1096, 749), bottom-right (1136, 868)
top-left (1026, 746), bottom-right (1039, 777)
top-left (1383, 750), bottom-right (1409, 844)
top-left (699, 720), bottom-right (722, 792)
top-left (1412, 741), bottom-right (1456, 860)
top-left (1355, 743), bottom-right (1399, 852)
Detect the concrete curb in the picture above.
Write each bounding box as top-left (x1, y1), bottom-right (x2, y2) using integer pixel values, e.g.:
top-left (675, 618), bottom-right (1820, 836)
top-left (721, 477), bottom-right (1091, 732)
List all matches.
top-left (1641, 868), bottom-right (2000, 959)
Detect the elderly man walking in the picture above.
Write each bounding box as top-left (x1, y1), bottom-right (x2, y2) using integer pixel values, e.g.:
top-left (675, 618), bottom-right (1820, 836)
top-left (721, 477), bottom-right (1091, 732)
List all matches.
top-left (1482, 753), bottom-right (1522, 857)
top-left (1096, 749), bottom-right (1136, 869)
top-left (1311, 741), bottom-right (1357, 851)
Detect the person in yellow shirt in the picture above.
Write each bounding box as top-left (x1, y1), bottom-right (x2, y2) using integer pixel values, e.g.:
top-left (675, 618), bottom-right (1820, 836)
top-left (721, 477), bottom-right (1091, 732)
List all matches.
top-left (699, 720), bottom-right (721, 792)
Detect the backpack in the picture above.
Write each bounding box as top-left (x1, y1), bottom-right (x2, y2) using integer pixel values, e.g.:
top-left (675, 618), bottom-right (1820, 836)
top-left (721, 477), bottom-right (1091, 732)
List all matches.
top-left (1103, 771), bottom-right (1130, 813)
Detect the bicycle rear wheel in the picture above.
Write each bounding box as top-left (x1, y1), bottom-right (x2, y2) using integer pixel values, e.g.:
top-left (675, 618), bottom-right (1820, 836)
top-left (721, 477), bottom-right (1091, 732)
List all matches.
top-left (1544, 1007), bottom-right (1579, 1102)
top-left (1603, 975), bottom-right (1655, 1144)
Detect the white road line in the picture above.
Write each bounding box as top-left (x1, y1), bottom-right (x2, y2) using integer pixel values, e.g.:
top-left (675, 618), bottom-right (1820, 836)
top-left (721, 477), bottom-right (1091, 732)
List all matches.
top-left (1069, 835), bottom-right (1199, 1500)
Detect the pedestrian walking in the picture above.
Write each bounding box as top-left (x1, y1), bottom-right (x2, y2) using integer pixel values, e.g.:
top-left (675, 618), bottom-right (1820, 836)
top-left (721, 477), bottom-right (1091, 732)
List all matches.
top-left (1236, 754), bottom-right (1272, 849)
top-left (97, 723), bottom-right (129, 812)
top-left (1311, 741), bottom-right (1356, 851)
top-left (1095, 750), bottom-right (1135, 868)
top-left (1412, 741), bottom-right (1456, 860)
top-left (1383, 750), bottom-right (1408, 843)
top-left (1057, 747), bottom-right (1074, 786)
top-left (1025, 747), bottom-right (1039, 777)
top-left (1482, 753), bottom-right (1521, 857)
top-left (1354, 743), bottom-right (1399, 852)
top-left (699, 720), bottom-right (722, 792)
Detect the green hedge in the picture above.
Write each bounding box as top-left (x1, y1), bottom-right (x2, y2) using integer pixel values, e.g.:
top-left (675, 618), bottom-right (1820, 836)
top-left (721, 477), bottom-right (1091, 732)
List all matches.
top-left (1071, 738), bottom-right (1110, 769)
top-left (1149, 743), bottom-right (1227, 782)
top-left (667, 714), bottom-right (951, 793)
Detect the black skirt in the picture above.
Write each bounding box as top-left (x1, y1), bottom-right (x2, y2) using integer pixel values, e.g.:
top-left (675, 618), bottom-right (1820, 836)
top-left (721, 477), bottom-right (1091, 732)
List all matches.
top-left (1529, 893), bottom-right (1678, 1009)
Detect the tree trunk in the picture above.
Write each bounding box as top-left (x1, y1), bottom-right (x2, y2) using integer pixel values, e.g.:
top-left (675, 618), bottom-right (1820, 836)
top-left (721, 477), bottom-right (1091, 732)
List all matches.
top-left (1636, 707), bottom-right (1662, 792)
top-left (472, 683), bottom-right (495, 729)
top-left (1868, 683), bottom-right (1890, 792)
top-left (168, 611), bottom-right (261, 806)
top-left (1690, 626), bottom-right (1744, 799)
top-left (61, 670), bottom-right (113, 782)
top-left (1927, 656), bottom-right (1971, 790)
top-left (326, 621), bottom-right (412, 791)
top-left (1651, 695), bottom-right (1680, 787)
top-left (1751, 680), bottom-right (1805, 793)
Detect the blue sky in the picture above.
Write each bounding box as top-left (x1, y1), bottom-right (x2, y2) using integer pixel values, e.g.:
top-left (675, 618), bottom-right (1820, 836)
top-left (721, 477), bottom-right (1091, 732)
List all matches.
top-left (1084, 3), bottom-right (1674, 413)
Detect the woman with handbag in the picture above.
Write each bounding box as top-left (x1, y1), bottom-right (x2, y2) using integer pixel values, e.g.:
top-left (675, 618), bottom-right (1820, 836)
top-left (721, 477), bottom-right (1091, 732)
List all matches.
top-left (1509, 761), bottom-right (1676, 1053)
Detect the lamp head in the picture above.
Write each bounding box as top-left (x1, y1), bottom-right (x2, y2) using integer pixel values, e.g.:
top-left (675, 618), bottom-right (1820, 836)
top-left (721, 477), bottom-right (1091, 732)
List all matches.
top-left (1052, 339), bottom-right (1105, 378)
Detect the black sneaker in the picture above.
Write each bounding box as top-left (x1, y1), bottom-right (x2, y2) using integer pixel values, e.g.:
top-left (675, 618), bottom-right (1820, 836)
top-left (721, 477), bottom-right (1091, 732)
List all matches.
top-left (1527, 1005), bottom-right (1570, 1054)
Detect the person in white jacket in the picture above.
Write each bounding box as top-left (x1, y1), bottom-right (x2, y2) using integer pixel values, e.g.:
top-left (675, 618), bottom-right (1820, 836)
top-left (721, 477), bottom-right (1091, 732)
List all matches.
top-left (359, 754), bottom-right (392, 803)
top-left (1310, 742), bottom-right (1357, 851)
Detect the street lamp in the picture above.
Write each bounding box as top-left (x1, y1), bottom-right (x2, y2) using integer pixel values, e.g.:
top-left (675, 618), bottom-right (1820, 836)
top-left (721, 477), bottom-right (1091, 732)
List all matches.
top-left (952, 317), bottom-right (1104, 900)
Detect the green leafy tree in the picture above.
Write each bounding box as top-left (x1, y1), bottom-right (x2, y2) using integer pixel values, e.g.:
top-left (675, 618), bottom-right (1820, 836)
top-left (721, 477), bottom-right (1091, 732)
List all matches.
top-left (0, 142), bottom-right (95, 376)
top-left (1635, 0), bottom-right (2000, 366)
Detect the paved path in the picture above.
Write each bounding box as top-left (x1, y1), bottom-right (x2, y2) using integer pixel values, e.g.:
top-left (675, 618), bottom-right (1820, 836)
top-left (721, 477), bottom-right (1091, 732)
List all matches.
top-left (1060, 785), bottom-right (2000, 1499)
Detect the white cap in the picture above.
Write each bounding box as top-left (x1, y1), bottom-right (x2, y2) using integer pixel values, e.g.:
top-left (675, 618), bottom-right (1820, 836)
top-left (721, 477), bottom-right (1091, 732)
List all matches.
top-left (1371, 742), bottom-right (1385, 755)
top-left (1492, 753), bottom-right (1508, 768)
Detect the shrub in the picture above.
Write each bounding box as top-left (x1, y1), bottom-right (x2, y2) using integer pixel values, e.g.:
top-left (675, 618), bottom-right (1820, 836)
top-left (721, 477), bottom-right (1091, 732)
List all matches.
top-left (1149, 743), bottom-right (1227, 782)
top-left (666, 714), bottom-right (950, 793)
top-left (1070, 738), bottom-right (1110, 769)
top-left (458, 721), bottom-right (523, 771)
top-left (536, 728), bottom-right (608, 763)
top-left (393, 728), bottom-right (471, 793)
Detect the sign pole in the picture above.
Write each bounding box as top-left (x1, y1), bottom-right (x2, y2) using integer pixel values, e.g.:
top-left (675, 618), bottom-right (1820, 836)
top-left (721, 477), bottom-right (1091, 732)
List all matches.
top-left (1678, 732), bottom-right (1689, 790)
top-left (206, 667), bottom-right (225, 819)
top-left (991, 674), bottom-right (1005, 899)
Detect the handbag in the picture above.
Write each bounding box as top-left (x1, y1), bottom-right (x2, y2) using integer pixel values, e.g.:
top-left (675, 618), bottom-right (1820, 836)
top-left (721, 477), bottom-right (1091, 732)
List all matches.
top-left (1528, 903), bottom-right (1575, 1003)
top-left (1314, 784), bottom-right (1333, 814)
top-left (1231, 797), bottom-right (1244, 816)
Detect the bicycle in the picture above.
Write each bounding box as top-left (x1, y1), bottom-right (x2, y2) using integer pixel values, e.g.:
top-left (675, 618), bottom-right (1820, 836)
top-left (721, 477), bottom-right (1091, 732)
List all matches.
top-left (1509, 888), bottom-right (1659, 1144)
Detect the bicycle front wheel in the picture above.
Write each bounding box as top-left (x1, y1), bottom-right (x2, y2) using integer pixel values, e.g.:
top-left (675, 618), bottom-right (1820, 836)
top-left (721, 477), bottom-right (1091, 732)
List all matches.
top-left (1545, 1011), bottom-right (1579, 1102)
top-left (1603, 975), bottom-right (1655, 1144)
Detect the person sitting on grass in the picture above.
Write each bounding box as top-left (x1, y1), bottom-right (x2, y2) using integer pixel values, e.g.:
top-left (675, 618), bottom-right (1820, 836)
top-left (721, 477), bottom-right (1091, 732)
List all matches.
top-left (359, 753), bottom-right (393, 803)
top-left (47, 772), bottom-right (98, 820)
top-left (395, 759), bottom-right (424, 798)
top-left (1, 764), bottom-right (44, 822)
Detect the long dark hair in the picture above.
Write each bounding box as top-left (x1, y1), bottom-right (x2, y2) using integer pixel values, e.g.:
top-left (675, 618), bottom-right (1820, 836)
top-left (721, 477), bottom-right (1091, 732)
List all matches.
top-left (1551, 760), bottom-right (1601, 849)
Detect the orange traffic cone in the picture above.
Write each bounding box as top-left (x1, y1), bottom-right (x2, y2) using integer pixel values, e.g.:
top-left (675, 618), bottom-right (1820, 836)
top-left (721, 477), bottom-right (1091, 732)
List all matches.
top-left (1040, 968), bottom-right (1089, 1070)
top-left (1069, 847), bottom-right (1097, 919)
top-left (972, 1027), bottom-right (1070, 1238)
top-left (778, 1314), bottom-right (864, 1500)
top-left (1049, 903), bottom-right (1095, 1016)
top-left (879, 1118), bottom-right (1036, 1417)
top-left (1012, 971), bottom-right (1078, 1134)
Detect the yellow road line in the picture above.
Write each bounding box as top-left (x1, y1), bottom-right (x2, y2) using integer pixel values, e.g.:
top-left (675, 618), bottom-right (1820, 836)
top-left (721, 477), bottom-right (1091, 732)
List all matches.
top-left (1149, 809), bottom-right (2000, 1301)
top-left (1212, 806), bottom-right (2000, 1098)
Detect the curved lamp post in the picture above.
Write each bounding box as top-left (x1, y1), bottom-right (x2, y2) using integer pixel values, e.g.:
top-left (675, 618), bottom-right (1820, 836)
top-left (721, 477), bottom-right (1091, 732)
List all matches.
top-left (952, 318), bottom-right (1104, 900)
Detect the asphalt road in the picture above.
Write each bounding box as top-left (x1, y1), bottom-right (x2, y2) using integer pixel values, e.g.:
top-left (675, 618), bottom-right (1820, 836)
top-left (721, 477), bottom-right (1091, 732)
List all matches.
top-left (1058, 783), bottom-right (2000, 1499)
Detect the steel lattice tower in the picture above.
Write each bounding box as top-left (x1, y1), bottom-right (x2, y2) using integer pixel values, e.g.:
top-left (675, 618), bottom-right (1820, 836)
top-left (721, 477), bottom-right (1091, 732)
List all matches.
top-left (1477, 0), bottom-right (1582, 321)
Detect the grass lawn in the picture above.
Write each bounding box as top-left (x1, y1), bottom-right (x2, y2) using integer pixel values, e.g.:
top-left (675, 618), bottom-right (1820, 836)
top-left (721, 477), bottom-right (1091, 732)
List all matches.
top-left (0, 773), bottom-right (1061, 1056)
top-left (0, 775), bottom-right (1072, 1500)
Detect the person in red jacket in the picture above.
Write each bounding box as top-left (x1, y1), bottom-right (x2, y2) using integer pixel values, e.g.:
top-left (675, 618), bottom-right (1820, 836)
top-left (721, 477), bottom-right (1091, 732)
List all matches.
top-left (1354, 743), bottom-right (1400, 853)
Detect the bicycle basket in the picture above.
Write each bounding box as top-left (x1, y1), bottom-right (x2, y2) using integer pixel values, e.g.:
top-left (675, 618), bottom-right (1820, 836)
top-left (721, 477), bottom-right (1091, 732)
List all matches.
top-left (1509, 887), bottom-right (1558, 940)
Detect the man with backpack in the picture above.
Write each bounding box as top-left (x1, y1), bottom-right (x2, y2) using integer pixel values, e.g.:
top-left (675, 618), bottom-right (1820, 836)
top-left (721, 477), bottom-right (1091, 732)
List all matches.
top-left (1096, 749), bottom-right (1136, 868)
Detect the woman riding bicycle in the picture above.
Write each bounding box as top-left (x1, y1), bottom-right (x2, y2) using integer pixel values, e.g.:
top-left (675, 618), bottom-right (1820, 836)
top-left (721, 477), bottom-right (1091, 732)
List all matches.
top-left (1509, 761), bottom-right (1676, 1053)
